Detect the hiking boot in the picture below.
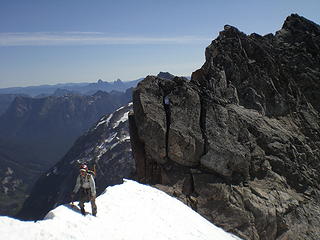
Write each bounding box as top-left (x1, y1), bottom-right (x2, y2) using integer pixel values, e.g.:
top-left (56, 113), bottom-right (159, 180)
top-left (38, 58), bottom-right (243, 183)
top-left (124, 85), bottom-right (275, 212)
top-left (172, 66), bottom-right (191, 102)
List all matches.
top-left (81, 208), bottom-right (86, 216)
top-left (92, 204), bottom-right (97, 217)
top-left (92, 209), bottom-right (97, 216)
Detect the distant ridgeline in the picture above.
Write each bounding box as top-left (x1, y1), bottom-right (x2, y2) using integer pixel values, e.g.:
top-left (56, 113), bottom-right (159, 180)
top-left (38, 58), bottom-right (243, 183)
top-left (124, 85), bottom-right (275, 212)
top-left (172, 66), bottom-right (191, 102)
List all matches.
top-left (129, 14), bottom-right (320, 240)
top-left (0, 78), bottom-right (142, 97)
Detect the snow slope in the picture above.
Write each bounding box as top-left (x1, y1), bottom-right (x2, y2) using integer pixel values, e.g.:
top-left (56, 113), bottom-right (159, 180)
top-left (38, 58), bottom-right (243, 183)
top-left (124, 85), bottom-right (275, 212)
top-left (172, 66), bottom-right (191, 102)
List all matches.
top-left (0, 180), bottom-right (241, 240)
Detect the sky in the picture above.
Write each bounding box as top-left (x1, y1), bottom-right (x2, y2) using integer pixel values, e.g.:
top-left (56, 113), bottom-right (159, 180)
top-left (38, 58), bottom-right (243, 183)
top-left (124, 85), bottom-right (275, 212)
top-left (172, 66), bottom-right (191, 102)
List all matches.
top-left (0, 179), bottom-right (241, 240)
top-left (0, 0), bottom-right (319, 88)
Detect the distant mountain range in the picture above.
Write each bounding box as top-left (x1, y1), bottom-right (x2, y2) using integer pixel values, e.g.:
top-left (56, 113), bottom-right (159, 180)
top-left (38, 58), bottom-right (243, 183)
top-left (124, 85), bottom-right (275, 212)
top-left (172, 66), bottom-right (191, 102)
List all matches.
top-left (0, 89), bottom-right (132, 216)
top-left (0, 73), bottom-right (191, 116)
top-left (0, 78), bottom-right (143, 97)
top-left (0, 89), bottom-right (133, 169)
top-left (0, 71), bottom-right (188, 216)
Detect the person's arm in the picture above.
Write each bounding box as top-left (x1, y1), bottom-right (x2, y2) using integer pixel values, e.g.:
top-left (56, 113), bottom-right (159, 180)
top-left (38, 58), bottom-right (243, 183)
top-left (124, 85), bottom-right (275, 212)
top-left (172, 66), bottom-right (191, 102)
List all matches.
top-left (89, 175), bottom-right (96, 197)
top-left (73, 175), bottom-right (81, 194)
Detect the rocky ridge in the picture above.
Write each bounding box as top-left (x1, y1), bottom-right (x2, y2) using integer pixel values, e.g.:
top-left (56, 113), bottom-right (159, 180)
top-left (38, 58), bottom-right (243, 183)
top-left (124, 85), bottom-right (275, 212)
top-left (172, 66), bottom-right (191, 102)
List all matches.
top-left (129, 14), bottom-right (320, 239)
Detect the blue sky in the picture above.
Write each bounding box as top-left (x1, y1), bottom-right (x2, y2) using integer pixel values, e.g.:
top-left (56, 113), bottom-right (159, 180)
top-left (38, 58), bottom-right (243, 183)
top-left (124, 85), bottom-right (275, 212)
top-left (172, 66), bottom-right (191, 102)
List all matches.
top-left (0, 0), bottom-right (319, 88)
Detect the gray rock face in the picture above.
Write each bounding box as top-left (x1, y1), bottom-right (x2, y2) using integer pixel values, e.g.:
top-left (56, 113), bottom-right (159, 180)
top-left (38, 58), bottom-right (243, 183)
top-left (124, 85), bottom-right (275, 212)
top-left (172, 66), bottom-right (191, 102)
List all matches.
top-left (133, 76), bottom-right (167, 165)
top-left (17, 103), bottom-right (135, 220)
top-left (167, 82), bottom-right (203, 166)
top-left (129, 14), bottom-right (320, 239)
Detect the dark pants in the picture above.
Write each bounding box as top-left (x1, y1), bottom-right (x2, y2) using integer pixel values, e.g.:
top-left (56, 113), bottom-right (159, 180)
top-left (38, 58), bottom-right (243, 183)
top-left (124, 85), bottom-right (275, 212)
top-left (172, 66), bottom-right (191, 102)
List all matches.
top-left (79, 187), bottom-right (97, 215)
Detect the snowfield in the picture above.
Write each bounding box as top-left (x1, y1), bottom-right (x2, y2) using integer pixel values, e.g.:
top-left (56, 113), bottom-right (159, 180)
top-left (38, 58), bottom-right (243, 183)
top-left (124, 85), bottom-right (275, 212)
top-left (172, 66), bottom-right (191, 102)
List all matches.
top-left (0, 180), bottom-right (241, 240)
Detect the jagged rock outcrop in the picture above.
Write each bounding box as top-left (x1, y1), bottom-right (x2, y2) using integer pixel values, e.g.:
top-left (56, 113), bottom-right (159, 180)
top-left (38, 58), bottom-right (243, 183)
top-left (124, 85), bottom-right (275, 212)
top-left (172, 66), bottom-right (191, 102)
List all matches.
top-left (17, 103), bottom-right (135, 220)
top-left (129, 14), bottom-right (320, 240)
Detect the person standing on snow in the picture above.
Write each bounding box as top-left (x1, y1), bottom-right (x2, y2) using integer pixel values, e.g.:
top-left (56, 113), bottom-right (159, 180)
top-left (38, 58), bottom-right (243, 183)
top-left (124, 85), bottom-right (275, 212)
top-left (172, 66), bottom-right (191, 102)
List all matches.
top-left (72, 164), bottom-right (97, 216)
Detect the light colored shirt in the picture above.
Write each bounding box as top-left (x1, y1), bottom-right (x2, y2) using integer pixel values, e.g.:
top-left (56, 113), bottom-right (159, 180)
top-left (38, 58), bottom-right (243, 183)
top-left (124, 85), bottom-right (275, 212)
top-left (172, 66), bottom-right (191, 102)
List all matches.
top-left (73, 173), bottom-right (96, 197)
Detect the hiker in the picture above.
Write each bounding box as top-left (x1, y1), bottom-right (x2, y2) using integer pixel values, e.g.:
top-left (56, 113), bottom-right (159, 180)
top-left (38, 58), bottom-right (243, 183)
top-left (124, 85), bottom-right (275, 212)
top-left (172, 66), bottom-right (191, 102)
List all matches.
top-left (71, 164), bottom-right (97, 216)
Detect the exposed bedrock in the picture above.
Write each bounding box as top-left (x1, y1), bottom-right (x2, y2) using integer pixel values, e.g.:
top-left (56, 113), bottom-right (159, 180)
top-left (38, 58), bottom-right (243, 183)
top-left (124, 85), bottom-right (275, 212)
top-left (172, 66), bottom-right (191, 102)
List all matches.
top-left (129, 14), bottom-right (320, 240)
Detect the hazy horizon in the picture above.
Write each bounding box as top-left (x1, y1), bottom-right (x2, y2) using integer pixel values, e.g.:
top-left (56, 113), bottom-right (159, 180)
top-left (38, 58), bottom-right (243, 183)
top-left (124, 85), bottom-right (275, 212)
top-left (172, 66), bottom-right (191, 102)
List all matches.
top-left (0, 0), bottom-right (319, 88)
top-left (0, 76), bottom-right (143, 89)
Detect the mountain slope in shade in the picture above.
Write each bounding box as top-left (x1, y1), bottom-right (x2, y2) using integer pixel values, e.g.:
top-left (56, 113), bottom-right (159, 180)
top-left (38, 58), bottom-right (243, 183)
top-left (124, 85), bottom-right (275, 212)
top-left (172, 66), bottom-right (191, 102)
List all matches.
top-left (0, 139), bottom-right (42, 216)
top-left (0, 94), bottom-right (28, 116)
top-left (0, 89), bottom-right (132, 170)
top-left (17, 103), bottom-right (135, 220)
top-left (0, 89), bottom-right (132, 216)
top-left (1, 180), bottom-right (241, 240)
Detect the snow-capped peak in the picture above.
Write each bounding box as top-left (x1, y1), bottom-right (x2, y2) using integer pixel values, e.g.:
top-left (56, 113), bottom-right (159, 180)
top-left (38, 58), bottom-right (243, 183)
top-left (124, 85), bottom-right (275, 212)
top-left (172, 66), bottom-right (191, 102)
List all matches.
top-left (0, 180), bottom-right (241, 240)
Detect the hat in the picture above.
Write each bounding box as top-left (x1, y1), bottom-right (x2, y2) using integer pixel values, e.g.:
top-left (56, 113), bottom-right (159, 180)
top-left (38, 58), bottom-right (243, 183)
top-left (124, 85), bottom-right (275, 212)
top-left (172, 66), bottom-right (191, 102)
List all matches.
top-left (80, 164), bottom-right (88, 171)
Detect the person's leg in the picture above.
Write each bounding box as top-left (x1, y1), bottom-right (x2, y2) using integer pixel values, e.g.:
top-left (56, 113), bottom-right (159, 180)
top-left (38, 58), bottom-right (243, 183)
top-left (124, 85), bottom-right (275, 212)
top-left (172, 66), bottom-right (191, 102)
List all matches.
top-left (79, 188), bottom-right (86, 215)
